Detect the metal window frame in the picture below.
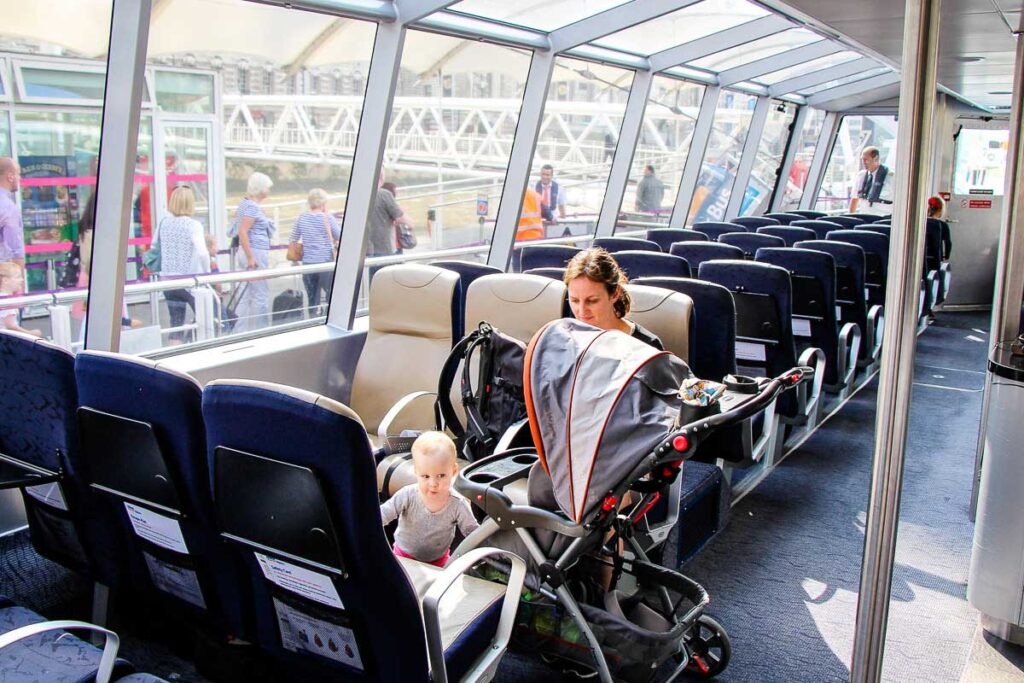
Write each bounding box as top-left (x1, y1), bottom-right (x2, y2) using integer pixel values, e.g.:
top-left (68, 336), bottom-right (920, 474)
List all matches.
top-left (798, 109), bottom-right (840, 210)
top-left (244, 0), bottom-right (397, 22)
top-left (396, 0), bottom-right (460, 24)
top-left (596, 69), bottom-right (654, 236)
top-left (768, 57), bottom-right (880, 97)
top-left (725, 95), bottom-right (771, 218)
top-left (649, 15), bottom-right (793, 72)
top-left (85, 0), bottom-right (153, 352)
top-left (669, 84), bottom-right (719, 228)
top-left (548, 0), bottom-right (701, 53)
top-left (769, 104), bottom-right (809, 211)
top-left (718, 40), bottom-right (843, 88)
top-left (0, 58), bottom-right (10, 103)
top-left (807, 72), bottom-right (901, 108)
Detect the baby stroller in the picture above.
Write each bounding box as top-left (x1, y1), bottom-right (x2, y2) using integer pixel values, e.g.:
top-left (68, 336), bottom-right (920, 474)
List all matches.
top-left (452, 319), bottom-right (810, 682)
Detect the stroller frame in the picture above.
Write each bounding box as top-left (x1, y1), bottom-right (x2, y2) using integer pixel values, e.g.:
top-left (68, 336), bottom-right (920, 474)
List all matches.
top-left (453, 367), bottom-right (810, 683)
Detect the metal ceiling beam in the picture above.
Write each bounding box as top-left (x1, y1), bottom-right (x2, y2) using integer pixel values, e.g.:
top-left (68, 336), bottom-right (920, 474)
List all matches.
top-left (597, 70), bottom-right (654, 236)
top-left (245, 0), bottom-right (397, 22)
top-left (397, 0), bottom-right (460, 25)
top-left (718, 40), bottom-right (843, 88)
top-left (669, 85), bottom-right (720, 228)
top-left (806, 72), bottom-right (901, 107)
top-left (649, 15), bottom-right (792, 72)
top-left (284, 19), bottom-right (350, 76)
top-left (414, 13), bottom-right (550, 50)
top-left (725, 95), bottom-right (771, 218)
top-left (768, 57), bottom-right (880, 97)
top-left (549, 0), bottom-right (700, 53)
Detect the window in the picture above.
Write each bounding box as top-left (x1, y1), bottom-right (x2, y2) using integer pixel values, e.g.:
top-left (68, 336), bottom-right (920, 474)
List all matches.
top-left (0, 113), bottom-right (10, 157)
top-left (18, 64), bottom-right (106, 103)
top-left (688, 29), bottom-right (821, 73)
top-left (778, 107), bottom-right (824, 211)
top-left (154, 70), bottom-right (214, 114)
top-left (754, 51), bottom-right (861, 86)
top-left (618, 75), bottom-right (705, 226)
top-left (688, 89), bottom-right (756, 223)
top-left (798, 68), bottom-right (890, 97)
top-left (953, 128), bottom-right (1008, 196)
top-left (816, 115), bottom-right (897, 212)
top-left (740, 100), bottom-right (796, 216)
top-left (446, 0), bottom-right (630, 32)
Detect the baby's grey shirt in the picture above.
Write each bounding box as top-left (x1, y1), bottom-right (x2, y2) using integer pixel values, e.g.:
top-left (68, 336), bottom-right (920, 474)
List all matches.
top-left (380, 485), bottom-right (479, 562)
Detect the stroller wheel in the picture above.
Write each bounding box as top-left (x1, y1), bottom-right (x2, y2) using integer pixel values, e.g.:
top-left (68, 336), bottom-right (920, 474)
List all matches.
top-left (681, 615), bottom-right (731, 678)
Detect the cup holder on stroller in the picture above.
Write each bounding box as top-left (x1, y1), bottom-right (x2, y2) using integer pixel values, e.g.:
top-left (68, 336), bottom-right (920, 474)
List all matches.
top-left (468, 472), bottom-right (500, 485)
top-left (723, 374), bottom-right (759, 394)
top-left (511, 453), bottom-right (538, 466)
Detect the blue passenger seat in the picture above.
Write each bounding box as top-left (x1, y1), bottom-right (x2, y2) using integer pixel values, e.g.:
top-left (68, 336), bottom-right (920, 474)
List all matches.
top-left (592, 236), bottom-right (661, 253)
top-left (791, 219), bottom-right (843, 240)
top-left (730, 216), bottom-right (780, 230)
top-left (826, 229), bottom-right (889, 308)
top-left (203, 380), bottom-right (524, 682)
top-left (761, 212), bottom-right (806, 225)
top-left (691, 221), bottom-right (747, 240)
top-left (756, 225), bottom-right (817, 247)
top-left (719, 231), bottom-right (785, 258)
top-left (645, 228), bottom-right (696, 251)
top-left (821, 215), bottom-right (862, 229)
top-left (613, 250), bottom-right (691, 279)
top-left (519, 244), bottom-right (580, 272)
top-left (670, 241), bottom-right (745, 273)
top-left (788, 210), bottom-right (828, 219)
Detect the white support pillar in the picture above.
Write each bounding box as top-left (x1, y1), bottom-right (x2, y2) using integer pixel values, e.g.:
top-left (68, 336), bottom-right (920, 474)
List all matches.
top-left (596, 70), bottom-right (653, 237)
top-left (725, 96), bottom-right (771, 219)
top-left (47, 304), bottom-right (72, 351)
top-left (770, 105), bottom-right (809, 212)
top-left (850, 0), bottom-right (941, 679)
top-left (192, 286), bottom-right (216, 342)
top-left (799, 110), bottom-right (840, 210)
top-left (488, 51), bottom-right (555, 271)
top-left (669, 86), bottom-right (720, 228)
top-left (328, 22), bottom-right (406, 327)
top-left (85, 0), bottom-right (152, 352)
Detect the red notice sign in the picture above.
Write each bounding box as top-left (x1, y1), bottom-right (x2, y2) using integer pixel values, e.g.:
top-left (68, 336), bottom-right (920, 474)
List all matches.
top-left (968, 199), bottom-right (993, 209)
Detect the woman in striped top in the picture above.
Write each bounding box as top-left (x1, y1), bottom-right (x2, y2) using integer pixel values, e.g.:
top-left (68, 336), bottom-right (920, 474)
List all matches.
top-left (288, 188), bottom-right (340, 315)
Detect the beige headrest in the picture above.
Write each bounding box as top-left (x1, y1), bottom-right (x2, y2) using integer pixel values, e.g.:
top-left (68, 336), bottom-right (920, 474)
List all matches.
top-left (369, 264), bottom-right (458, 339)
top-left (207, 378), bottom-right (364, 425)
top-left (466, 274), bottom-right (567, 343)
top-left (626, 284), bottom-right (693, 361)
top-left (78, 349), bottom-right (202, 388)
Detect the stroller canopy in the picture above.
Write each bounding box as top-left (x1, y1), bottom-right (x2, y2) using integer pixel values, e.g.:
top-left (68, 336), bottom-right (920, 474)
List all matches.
top-left (524, 319), bottom-right (690, 524)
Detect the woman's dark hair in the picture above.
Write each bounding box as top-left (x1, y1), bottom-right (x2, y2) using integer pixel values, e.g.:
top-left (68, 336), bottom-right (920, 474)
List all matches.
top-left (79, 192), bottom-right (97, 235)
top-left (564, 247), bottom-right (631, 319)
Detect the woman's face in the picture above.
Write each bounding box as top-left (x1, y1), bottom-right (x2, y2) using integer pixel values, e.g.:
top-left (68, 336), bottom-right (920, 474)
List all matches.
top-left (568, 275), bottom-right (620, 330)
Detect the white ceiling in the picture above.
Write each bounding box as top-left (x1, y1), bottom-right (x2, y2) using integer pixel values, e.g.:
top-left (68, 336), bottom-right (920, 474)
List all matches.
top-left (775, 0), bottom-right (1023, 110)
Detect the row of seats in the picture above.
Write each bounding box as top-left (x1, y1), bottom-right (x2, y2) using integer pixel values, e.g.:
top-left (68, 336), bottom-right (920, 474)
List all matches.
top-left (0, 328), bottom-right (524, 681)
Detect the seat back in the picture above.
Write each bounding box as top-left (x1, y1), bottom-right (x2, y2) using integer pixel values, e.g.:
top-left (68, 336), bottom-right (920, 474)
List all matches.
top-left (795, 240), bottom-right (872, 363)
top-left (792, 219), bottom-right (842, 240)
top-left (519, 244), bottom-right (580, 271)
top-left (645, 229), bottom-right (691, 251)
top-left (592, 237), bottom-right (661, 253)
top-left (613, 250), bottom-right (691, 279)
top-left (836, 213), bottom-right (871, 225)
top-left (203, 380), bottom-right (430, 681)
top-left (466, 274), bottom-right (566, 343)
top-left (762, 212), bottom-right (805, 225)
top-left (826, 230), bottom-right (889, 306)
top-left (433, 261), bottom-right (502, 339)
top-left (754, 248), bottom-right (841, 385)
top-left (698, 260), bottom-right (798, 401)
top-left (692, 222), bottom-right (747, 240)
top-left (719, 232), bottom-right (785, 258)
top-left (756, 226), bottom-right (818, 247)
top-left (351, 265), bottom-right (460, 433)
top-left (876, 215), bottom-right (892, 224)
top-left (624, 284), bottom-right (693, 360)
top-left (523, 267), bottom-right (566, 281)
top-left (670, 241), bottom-right (745, 273)
top-left (821, 215), bottom-right (862, 229)
top-left (857, 223), bottom-right (891, 239)
top-left (789, 209), bottom-right (827, 219)
top-left (0, 331), bottom-right (116, 582)
top-left (630, 277), bottom-right (736, 380)
top-left (75, 351), bottom-right (244, 633)
top-left (730, 216), bottom-right (780, 230)
top-left (670, 229), bottom-right (711, 244)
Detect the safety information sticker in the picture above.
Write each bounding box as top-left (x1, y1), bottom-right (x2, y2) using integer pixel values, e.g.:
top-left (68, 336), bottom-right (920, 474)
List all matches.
top-left (792, 318), bottom-right (812, 338)
top-left (256, 553), bottom-right (344, 609)
top-left (124, 502), bottom-right (189, 554)
top-left (25, 482), bottom-right (68, 511)
top-left (143, 552), bottom-right (206, 609)
top-left (735, 341), bottom-right (767, 362)
top-left (273, 598), bottom-right (363, 670)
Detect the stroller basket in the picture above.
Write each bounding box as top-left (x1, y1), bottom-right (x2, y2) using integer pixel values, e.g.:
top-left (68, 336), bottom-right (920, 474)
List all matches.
top-left (515, 560), bottom-right (705, 683)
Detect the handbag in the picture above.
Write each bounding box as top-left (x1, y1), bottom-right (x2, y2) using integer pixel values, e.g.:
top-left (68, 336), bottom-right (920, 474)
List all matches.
top-left (286, 241), bottom-right (303, 262)
top-left (143, 218), bottom-right (164, 273)
top-left (395, 222), bottom-right (417, 250)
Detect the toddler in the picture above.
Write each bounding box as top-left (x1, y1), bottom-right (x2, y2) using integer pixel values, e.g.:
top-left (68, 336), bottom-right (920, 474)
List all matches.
top-left (380, 431), bottom-right (478, 567)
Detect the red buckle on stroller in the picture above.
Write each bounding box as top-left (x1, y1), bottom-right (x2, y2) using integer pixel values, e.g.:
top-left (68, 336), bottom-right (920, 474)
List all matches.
top-left (601, 496), bottom-right (618, 512)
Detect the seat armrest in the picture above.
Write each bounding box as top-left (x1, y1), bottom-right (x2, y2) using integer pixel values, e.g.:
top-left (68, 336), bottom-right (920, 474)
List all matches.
top-left (493, 418), bottom-right (529, 453)
top-left (796, 346), bottom-right (826, 422)
top-left (867, 305), bottom-right (884, 361)
top-left (0, 620), bottom-right (120, 683)
top-left (837, 322), bottom-right (862, 390)
top-left (377, 390), bottom-right (438, 439)
top-left (0, 454), bottom-right (60, 491)
top-left (422, 547), bottom-right (527, 683)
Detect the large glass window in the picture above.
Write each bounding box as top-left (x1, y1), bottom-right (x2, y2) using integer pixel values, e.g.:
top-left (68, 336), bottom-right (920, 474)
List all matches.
top-left (798, 68), bottom-right (891, 97)
top-left (618, 75), bottom-right (705, 226)
top-left (816, 114), bottom-right (897, 212)
top-left (688, 29), bottom-right (820, 73)
top-left (19, 64), bottom-right (106, 102)
top-left (778, 107), bottom-right (824, 211)
top-left (446, 0), bottom-right (630, 31)
top-left (531, 57), bottom-right (631, 242)
top-left (687, 89), bottom-right (756, 224)
top-left (740, 100), bottom-right (796, 216)
top-left (754, 51), bottom-right (861, 86)
top-left (952, 128), bottom-right (1009, 195)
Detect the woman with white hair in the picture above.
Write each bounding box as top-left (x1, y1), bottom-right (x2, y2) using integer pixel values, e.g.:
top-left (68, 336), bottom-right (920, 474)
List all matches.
top-left (288, 187), bottom-right (340, 315)
top-left (231, 171), bottom-right (274, 332)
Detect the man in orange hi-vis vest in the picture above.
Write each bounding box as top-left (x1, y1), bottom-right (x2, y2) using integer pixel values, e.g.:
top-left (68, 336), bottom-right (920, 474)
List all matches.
top-left (517, 187), bottom-right (544, 241)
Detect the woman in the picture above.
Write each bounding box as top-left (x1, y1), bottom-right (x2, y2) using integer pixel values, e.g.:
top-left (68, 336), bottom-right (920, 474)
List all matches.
top-left (158, 186), bottom-right (210, 342)
top-left (288, 188), bottom-right (340, 315)
top-left (563, 248), bottom-right (663, 350)
top-left (927, 195), bottom-right (945, 219)
top-left (232, 172), bottom-right (274, 332)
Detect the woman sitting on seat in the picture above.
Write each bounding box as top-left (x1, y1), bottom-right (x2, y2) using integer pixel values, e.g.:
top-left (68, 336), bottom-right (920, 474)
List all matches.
top-left (563, 247), bottom-right (663, 350)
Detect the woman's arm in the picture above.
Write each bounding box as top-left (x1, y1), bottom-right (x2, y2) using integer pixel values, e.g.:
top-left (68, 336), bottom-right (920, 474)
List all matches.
top-left (190, 220), bottom-right (211, 273)
top-left (238, 216), bottom-right (256, 268)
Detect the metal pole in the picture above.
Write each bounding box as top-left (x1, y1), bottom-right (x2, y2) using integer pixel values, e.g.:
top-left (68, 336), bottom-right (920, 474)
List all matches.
top-left (971, 27), bottom-right (1024, 518)
top-left (669, 85), bottom-right (720, 228)
top-left (725, 96), bottom-right (770, 219)
top-left (770, 105), bottom-right (809, 212)
top-left (799, 110), bottom-right (839, 211)
top-left (596, 70), bottom-right (653, 237)
top-left (850, 0), bottom-right (940, 680)
top-left (86, 0), bottom-right (152, 352)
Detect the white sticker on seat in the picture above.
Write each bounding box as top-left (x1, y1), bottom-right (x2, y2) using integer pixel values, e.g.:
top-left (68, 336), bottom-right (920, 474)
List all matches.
top-left (836, 305), bottom-right (843, 320)
top-left (256, 553), bottom-right (344, 610)
top-left (793, 318), bottom-right (812, 338)
top-left (25, 482), bottom-right (67, 511)
top-left (273, 598), bottom-right (363, 670)
top-left (735, 341), bottom-right (767, 362)
top-left (124, 502), bottom-right (189, 554)
top-left (143, 552), bottom-right (206, 609)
